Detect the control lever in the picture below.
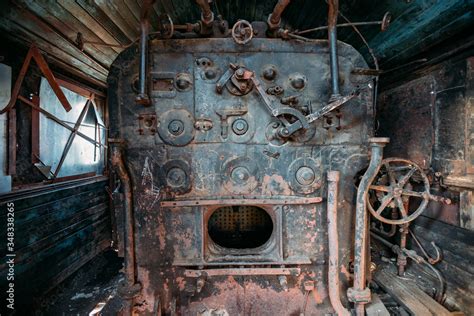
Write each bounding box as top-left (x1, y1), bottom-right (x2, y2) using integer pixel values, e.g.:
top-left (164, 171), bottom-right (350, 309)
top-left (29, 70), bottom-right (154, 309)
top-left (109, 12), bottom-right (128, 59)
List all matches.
top-left (215, 63), bottom-right (360, 137)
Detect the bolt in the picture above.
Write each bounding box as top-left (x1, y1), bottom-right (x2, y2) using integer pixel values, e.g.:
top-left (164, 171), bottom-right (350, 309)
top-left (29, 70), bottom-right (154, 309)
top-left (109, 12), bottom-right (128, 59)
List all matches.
top-left (231, 166), bottom-right (249, 183)
top-left (296, 167), bottom-right (315, 185)
top-left (205, 69), bottom-right (216, 79)
top-left (236, 68), bottom-right (244, 78)
top-left (263, 67), bottom-right (277, 80)
top-left (168, 120), bottom-right (184, 135)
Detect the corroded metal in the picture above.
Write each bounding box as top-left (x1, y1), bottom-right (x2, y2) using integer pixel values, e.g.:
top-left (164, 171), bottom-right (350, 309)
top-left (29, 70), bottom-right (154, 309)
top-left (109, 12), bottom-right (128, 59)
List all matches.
top-left (348, 137), bottom-right (389, 316)
top-left (108, 26), bottom-right (374, 314)
top-left (327, 171), bottom-right (351, 316)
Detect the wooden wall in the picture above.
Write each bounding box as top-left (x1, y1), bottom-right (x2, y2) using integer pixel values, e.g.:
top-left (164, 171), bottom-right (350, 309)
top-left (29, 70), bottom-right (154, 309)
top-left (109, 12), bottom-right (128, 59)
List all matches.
top-left (0, 177), bottom-right (111, 312)
top-left (377, 52), bottom-right (474, 312)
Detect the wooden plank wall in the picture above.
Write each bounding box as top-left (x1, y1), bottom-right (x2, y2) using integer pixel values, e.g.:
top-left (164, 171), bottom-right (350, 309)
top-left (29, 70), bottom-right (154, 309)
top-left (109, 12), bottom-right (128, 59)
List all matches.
top-left (377, 53), bottom-right (474, 312)
top-left (0, 177), bottom-right (111, 312)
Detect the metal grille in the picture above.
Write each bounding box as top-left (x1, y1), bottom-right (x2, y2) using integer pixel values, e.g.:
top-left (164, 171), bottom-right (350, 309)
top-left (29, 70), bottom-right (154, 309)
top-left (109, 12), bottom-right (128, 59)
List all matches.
top-left (208, 206), bottom-right (273, 249)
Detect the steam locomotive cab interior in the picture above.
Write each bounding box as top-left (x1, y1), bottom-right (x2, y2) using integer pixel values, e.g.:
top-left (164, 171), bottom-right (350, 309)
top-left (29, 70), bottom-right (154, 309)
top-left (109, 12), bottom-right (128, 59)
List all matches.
top-left (0, 0), bottom-right (473, 315)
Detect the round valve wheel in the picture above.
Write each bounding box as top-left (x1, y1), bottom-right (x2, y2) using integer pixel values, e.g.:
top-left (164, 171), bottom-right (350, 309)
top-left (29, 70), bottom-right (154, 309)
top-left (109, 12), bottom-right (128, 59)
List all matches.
top-left (367, 158), bottom-right (431, 225)
top-left (157, 14), bottom-right (174, 39)
top-left (232, 20), bottom-right (253, 45)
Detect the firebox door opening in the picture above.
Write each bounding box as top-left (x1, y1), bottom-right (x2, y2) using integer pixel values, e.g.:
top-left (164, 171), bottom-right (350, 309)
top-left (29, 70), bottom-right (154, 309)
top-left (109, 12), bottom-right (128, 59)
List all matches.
top-left (208, 206), bottom-right (274, 249)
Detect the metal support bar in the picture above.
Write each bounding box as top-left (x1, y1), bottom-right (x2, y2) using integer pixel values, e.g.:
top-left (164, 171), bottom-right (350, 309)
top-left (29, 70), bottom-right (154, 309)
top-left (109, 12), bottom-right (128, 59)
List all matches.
top-left (110, 142), bottom-right (141, 314)
top-left (328, 0), bottom-right (340, 100)
top-left (136, 0), bottom-right (155, 105)
top-left (0, 45), bottom-right (72, 114)
top-left (31, 95), bottom-right (40, 163)
top-left (161, 197), bottom-right (322, 207)
top-left (17, 95), bottom-right (105, 149)
top-left (52, 97), bottom-right (92, 179)
top-left (185, 267), bottom-right (301, 277)
top-left (7, 108), bottom-right (16, 175)
top-left (349, 137), bottom-right (389, 316)
top-left (327, 171), bottom-right (351, 316)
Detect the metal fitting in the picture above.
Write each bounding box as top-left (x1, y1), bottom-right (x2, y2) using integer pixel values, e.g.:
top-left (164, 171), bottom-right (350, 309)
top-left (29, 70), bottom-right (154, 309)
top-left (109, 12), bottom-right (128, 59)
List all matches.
top-left (347, 287), bottom-right (371, 303)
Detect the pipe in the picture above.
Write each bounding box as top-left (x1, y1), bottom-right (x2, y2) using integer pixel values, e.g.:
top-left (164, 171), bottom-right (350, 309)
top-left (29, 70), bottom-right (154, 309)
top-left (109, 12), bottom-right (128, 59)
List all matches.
top-left (370, 209), bottom-right (397, 237)
top-left (370, 232), bottom-right (445, 304)
top-left (397, 224), bottom-right (409, 276)
top-left (136, 0), bottom-right (155, 105)
top-left (327, 171), bottom-right (351, 316)
top-left (110, 143), bottom-right (139, 313)
top-left (328, 0), bottom-right (340, 100)
top-left (195, 0), bottom-right (213, 24)
top-left (349, 137), bottom-right (389, 316)
top-left (268, 0), bottom-right (291, 30)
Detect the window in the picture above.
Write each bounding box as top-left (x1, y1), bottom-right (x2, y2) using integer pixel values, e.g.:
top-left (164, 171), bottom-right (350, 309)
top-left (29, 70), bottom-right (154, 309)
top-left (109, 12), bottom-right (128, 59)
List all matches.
top-left (38, 77), bottom-right (105, 179)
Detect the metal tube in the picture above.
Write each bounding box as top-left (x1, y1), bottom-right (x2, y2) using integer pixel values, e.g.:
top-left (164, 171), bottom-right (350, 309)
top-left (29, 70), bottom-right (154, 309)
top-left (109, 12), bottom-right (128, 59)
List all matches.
top-left (110, 145), bottom-right (136, 286)
top-left (328, 0), bottom-right (340, 100)
top-left (195, 0), bottom-right (213, 24)
top-left (327, 171), bottom-right (351, 316)
top-left (136, 0), bottom-right (155, 105)
top-left (397, 224), bottom-right (409, 276)
top-left (349, 137), bottom-right (389, 316)
top-left (268, 0), bottom-right (291, 28)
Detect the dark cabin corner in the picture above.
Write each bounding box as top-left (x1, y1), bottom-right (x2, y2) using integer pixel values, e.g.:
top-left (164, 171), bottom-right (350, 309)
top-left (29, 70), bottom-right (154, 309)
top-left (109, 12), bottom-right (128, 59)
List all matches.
top-left (0, 1), bottom-right (473, 315)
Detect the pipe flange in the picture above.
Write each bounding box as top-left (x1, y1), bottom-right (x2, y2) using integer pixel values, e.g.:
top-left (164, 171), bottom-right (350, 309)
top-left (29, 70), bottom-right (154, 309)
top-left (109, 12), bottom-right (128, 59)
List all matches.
top-left (266, 14), bottom-right (281, 30)
top-left (157, 109), bottom-right (195, 146)
top-left (160, 159), bottom-right (192, 194)
top-left (201, 11), bottom-right (214, 27)
top-left (347, 287), bottom-right (371, 303)
top-left (222, 157), bottom-right (259, 194)
top-left (288, 157), bottom-right (321, 194)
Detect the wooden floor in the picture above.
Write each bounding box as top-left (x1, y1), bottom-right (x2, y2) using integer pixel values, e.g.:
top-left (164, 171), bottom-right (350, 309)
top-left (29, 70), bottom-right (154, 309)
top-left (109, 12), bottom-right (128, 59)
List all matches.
top-left (374, 265), bottom-right (452, 316)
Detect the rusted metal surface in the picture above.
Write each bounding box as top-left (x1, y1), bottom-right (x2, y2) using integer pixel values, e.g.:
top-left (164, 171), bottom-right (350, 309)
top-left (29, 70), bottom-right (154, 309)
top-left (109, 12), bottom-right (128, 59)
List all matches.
top-left (161, 197), bottom-right (322, 207)
top-left (108, 30), bottom-right (374, 314)
top-left (185, 267), bottom-right (301, 277)
top-left (109, 142), bottom-right (141, 313)
top-left (268, 0), bottom-right (291, 29)
top-left (327, 171), bottom-right (351, 316)
top-left (349, 137), bottom-right (389, 316)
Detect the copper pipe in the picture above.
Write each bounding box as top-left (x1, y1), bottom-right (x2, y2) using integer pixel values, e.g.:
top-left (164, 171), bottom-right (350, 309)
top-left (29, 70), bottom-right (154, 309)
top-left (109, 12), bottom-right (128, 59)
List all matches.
top-left (349, 137), bottom-right (389, 316)
top-left (327, 171), bottom-right (351, 316)
top-left (397, 224), bottom-right (409, 276)
top-left (268, 0), bottom-right (291, 29)
top-left (195, 0), bottom-right (213, 24)
top-left (110, 143), bottom-right (139, 315)
top-left (328, 0), bottom-right (340, 100)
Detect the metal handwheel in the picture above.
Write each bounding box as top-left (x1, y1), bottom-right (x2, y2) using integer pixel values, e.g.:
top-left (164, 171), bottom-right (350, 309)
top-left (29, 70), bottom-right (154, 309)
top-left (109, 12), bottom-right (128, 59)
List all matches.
top-left (232, 20), bottom-right (253, 45)
top-left (367, 158), bottom-right (450, 225)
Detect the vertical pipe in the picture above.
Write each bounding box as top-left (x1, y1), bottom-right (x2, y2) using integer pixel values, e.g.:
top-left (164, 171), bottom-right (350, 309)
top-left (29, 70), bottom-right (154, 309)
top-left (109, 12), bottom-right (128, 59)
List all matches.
top-left (327, 171), bottom-right (351, 316)
top-left (268, 0), bottom-right (291, 29)
top-left (136, 0), bottom-right (155, 105)
top-left (397, 224), bottom-right (409, 276)
top-left (349, 137), bottom-right (389, 316)
top-left (195, 0), bottom-right (213, 24)
top-left (328, 0), bottom-right (340, 100)
top-left (111, 145), bottom-right (135, 285)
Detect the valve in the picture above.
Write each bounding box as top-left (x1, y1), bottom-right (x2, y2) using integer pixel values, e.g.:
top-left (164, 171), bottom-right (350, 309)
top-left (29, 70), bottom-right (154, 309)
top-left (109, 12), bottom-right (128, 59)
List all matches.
top-left (232, 20), bottom-right (253, 45)
top-left (367, 158), bottom-right (451, 225)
